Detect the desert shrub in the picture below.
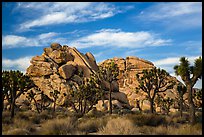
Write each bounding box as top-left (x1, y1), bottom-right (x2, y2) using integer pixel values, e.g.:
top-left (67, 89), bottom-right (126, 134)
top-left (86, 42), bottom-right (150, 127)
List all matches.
top-left (98, 117), bottom-right (138, 135)
top-left (127, 113), bottom-right (166, 126)
top-left (13, 118), bottom-right (34, 132)
top-left (150, 125), bottom-right (168, 135)
top-left (38, 110), bottom-right (53, 120)
top-left (196, 112), bottom-right (202, 123)
top-left (167, 124), bottom-right (202, 135)
top-left (39, 116), bottom-right (78, 135)
top-left (16, 112), bottom-right (30, 121)
top-left (77, 117), bottom-right (106, 134)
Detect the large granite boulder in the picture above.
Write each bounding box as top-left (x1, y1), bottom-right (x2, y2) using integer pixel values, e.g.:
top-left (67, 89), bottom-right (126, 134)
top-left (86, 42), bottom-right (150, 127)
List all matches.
top-left (99, 56), bottom-right (186, 112)
top-left (58, 61), bottom-right (77, 79)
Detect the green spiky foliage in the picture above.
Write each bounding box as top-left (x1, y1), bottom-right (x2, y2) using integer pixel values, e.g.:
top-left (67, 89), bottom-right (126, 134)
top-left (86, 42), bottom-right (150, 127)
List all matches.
top-left (2, 70), bottom-right (34, 119)
top-left (98, 60), bottom-right (119, 114)
top-left (177, 83), bottom-right (187, 117)
top-left (68, 73), bottom-right (102, 116)
top-left (174, 56), bottom-right (202, 125)
top-left (50, 90), bottom-right (60, 112)
top-left (136, 67), bottom-right (175, 113)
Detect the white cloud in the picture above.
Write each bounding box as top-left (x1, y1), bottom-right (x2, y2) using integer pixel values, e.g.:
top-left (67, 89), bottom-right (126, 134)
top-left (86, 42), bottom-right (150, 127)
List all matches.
top-left (2, 32), bottom-right (62, 49)
top-left (138, 2), bottom-right (202, 29)
top-left (70, 29), bottom-right (172, 49)
top-left (2, 56), bottom-right (33, 74)
top-left (38, 32), bottom-right (58, 39)
top-left (2, 35), bottom-right (39, 48)
top-left (17, 2), bottom-right (124, 31)
top-left (154, 56), bottom-right (200, 66)
top-left (139, 2), bottom-right (201, 20)
top-left (153, 55), bottom-right (202, 89)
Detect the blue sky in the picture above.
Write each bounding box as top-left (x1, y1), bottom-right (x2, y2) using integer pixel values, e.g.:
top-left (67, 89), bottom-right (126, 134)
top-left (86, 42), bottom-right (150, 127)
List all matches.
top-left (2, 2), bottom-right (202, 88)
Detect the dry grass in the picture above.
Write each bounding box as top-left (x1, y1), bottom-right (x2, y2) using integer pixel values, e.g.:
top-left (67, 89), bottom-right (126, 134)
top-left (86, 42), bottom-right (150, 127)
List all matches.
top-left (98, 117), bottom-right (139, 135)
top-left (38, 116), bottom-right (78, 135)
top-left (77, 117), bottom-right (107, 134)
top-left (125, 113), bottom-right (166, 126)
top-left (167, 124), bottom-right (202, 135)
top-left (2, 109), bottom-right (202, 135)
top-left (3, 128), bottom-right (30, 135)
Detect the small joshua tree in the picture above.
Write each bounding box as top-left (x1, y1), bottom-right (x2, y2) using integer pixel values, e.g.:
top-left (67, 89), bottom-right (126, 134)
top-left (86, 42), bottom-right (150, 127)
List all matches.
top-left (26, 88), bottom-right (41, 113)
top-left (50, 90), bottom-right (60, 112)
top-left (162, 97), bottom-right (174, 115)
top-left (98, 60), bottom-right (119, 114)
top-left (2, 70), bottom-right (34, 119)
top-left (136, 67), bottom-right (175, 113)
top-left (68, 73), bottom-right (102, 116)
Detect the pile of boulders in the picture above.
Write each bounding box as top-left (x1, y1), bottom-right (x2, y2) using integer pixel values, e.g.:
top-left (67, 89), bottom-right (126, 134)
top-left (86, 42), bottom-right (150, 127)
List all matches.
top-left (17, 43), bottom-right (131, 111)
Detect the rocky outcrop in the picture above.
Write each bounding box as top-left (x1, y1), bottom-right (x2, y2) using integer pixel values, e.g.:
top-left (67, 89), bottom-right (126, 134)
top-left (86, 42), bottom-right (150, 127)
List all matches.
top-left (21, 43), bottom-right (130, 111)
top-left (99, 56), bottom-right (184, 112)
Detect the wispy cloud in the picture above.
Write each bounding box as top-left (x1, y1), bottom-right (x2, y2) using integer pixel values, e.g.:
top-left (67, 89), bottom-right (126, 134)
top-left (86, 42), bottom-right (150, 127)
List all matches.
top-left (70, 29), bottom-right (172, 49)
top-left (153, 56), bottom-right (201, 77)
top-left (2, 56), bottom-right (33, 73)
top-left (138, 2), bottom-right (202, 29)
top-left (154, 56), bottom-right (200, 66)
top-left (154, 55), bottom-right (202, 88)
top-left (16, 2), bottom-right (125, 31)
top-left (2, 32), bottom-right (66, 49)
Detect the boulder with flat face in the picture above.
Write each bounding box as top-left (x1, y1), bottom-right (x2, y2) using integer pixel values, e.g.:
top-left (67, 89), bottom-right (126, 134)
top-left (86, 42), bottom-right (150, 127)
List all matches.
top-left (58, 61), bottom-right (77, 79)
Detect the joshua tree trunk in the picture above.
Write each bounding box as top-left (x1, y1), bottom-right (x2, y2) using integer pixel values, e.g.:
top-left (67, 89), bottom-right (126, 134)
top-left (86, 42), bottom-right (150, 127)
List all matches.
top-left (11, 98), bottom-right (15, 119)
top-left (179, 96), bottom-right (183, 118)
top-left (33, 99), bottom-right (40, 114)
top-left (187, 85), bottom-right (196, 125)
top-left (149, 98), bottom-right (154, 114)
top-left (53, 101), bottom-right (56, 112)
top-left (109, 83), bottom-right (112, 114)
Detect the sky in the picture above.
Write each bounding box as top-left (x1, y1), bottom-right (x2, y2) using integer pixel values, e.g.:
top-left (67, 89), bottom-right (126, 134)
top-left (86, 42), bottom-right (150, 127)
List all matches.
top-left (2, 2), bottom-right (202, 89)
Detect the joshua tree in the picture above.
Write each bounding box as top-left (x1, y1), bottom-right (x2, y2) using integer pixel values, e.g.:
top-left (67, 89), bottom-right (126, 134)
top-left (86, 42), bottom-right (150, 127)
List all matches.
top-left (162, 97), bottom-right (174, 115)
top-left (26, 88), bottom-right (41, 113)
top-left (40, 91), bottom-right (52, 112)
top-left (98, 60), bottom-right (119, 114)
top-left (50, 90), bottom-right (60, 112)
top-left (68, 73), bottom-right (102, 116)
top-left (174, 56), bottom-right (202, 125)
top-left (177, 83), bottom-right (187, 117)
top-left (2, 70), bottom-right (34, 119)
top-left (136, 67), bottom-right (175, 113)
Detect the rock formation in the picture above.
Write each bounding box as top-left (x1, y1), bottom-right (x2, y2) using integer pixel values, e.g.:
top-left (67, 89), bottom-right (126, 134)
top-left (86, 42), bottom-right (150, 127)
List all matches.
top-left (16, 43), bottom-right (199, 113)
top-left (99, 56), bottom-right (186, 112)
top-left (20, 43), bottom-right (130, 111)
